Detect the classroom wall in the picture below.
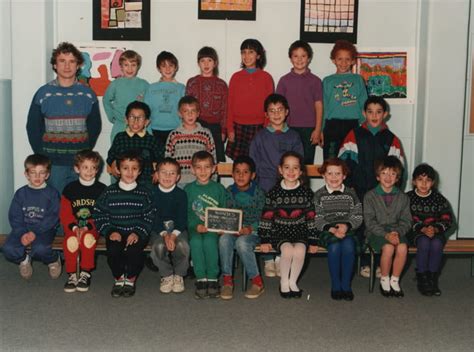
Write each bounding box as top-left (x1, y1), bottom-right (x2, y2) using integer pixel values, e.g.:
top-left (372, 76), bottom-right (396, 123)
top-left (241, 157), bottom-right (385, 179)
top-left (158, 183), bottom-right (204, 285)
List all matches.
top-left (7, 0), bottom-right (473, 237)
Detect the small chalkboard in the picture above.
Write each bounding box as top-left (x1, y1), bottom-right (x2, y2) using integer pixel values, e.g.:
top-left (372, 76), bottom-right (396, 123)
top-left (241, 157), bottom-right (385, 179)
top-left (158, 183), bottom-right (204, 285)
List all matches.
top-left (205, 207), bottom-right (243, 234)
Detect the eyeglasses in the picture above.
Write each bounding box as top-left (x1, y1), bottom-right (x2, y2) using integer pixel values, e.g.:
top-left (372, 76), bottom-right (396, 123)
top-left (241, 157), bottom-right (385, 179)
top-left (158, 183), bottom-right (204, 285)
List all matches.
top-left (267, 107), bottom-right (286, 114)
top-left (28, 171), bottom-right (48, 177)
top-left (159, 170), bottom-right (178, 177)
top-left (128, 115), bottom-right (146, 122)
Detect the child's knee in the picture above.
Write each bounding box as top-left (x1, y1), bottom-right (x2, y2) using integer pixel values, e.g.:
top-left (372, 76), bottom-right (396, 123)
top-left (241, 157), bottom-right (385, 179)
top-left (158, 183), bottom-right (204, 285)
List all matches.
top-left (2, 241), bottom-right (24, 262)
top-left (30, 242), bottom-right (53, 260)
top-left (235, 236), bottom-right (254, 253)
top-left (66, 236), bottom-right (79, 253)
top-left (397, 243), bottom-right (408, 255)
top-left (152, 241), bottom-right (167, 259)
top-left (175, 239), bottom-right (190, 256)
top-left (82, 233), bottom-right (97, 249)
top-left (382, 244), bottom-right (395, 255)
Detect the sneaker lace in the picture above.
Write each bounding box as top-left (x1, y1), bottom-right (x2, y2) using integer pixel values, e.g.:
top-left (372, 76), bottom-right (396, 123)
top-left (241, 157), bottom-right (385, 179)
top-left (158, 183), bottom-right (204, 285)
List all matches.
top-left (78, 272), bottom-right (90, 284)
top-left (68, 274), bottom-right (77, 284)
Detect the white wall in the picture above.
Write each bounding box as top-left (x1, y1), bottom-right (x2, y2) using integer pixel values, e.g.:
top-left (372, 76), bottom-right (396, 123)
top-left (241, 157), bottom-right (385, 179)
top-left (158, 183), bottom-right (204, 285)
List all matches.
top-left (7, 0), bottom-right (473, 236)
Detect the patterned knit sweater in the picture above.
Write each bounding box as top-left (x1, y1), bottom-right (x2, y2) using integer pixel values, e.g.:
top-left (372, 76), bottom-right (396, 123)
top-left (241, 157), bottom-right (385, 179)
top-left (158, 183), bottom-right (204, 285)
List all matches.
top-left (186, 75), bottom-right (228, 129)
top-left (406, 189), bottom-right (453, 244)
top-left (26, 80), bottom-right (101, 166)
top-left (165, 123), bottom-right (216, 186)
top-left (258, 181), bottom-right (318, 249)
top-left (93, 183), bottom-right (156, 240)
top-left (314, 185), bottom-right (363, 248)
top-left (227, 182), bottom-right (266, 232)
top-left (107, 130), bottom-right (161, 184)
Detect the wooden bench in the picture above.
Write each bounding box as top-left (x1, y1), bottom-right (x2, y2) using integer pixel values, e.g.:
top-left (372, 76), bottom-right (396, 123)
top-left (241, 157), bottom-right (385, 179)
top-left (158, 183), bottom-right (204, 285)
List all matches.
top-left (217, 162), bottom-right (322, 178)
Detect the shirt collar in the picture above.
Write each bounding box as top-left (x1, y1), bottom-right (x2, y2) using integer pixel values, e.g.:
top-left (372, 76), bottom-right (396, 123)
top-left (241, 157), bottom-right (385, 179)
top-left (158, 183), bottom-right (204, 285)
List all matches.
top-left (325, 184), bottom-right (345, 194)
top-left (126, 127), bottom-right (147, 138)
top-left (266, 123), bottom-right (289, 133)
top-left (27, 182), bottom-right (47, 190)
top-left (290, 68), bottom-right (311, 76)
top-left (231, 181), bottom-right (256, 196)
top-left (375, 184), bottom-right (399, 195)
top-left (281, 180), bottom-right (300, 190)
top-left (158, 184), bottom-right (176, 193)
top-left (119, 181), bottom-right (137, 191)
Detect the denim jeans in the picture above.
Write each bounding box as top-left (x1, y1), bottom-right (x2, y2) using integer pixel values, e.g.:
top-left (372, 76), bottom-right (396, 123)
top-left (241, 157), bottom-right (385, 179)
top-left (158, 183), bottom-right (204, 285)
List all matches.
top-left (150, 232), bottom-right (190, 277)
top-left (3, 229), bottom-right (58, 265)
top-left (219, 233), bottom-right (260, 279)
top-left (49, 164), bottom-right (78, 193)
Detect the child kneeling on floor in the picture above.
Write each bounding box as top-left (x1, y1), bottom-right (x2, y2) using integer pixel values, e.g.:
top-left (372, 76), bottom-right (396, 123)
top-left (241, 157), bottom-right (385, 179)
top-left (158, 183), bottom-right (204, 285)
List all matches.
top-left (150, 157), bottom-right (190, 294)
top-left (94, 151), bottom-right (156, 298)
top-left (219, 155), bottom-right (266, 300)
top-left (364, 156), bottom-right (412, 297)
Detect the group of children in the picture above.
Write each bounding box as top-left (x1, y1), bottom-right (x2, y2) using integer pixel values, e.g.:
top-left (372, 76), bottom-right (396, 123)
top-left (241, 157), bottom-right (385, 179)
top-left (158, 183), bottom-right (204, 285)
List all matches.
top-left (4, 38), bottom-right (454, 301)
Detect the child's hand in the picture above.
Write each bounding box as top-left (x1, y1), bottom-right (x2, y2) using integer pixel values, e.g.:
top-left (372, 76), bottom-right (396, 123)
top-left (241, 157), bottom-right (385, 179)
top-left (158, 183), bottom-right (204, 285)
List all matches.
top-left (126, 233), bottom-right (139, 247)
top-left (196, 224), bottom-right (208, 233)
top-left (20, 231), bottom-right (36, 246)
top-left (385, 232), bottom-right (400, 245)
top-left (228, 131), bottom-right (235, 143)
top-left (111, 162), bottom-right (120, 178)
top-left (260, 243), bottom-right (273, 253)
top-left (319, 132), bottom-right (324, 147)
top-left (109, 232), bottom-right (121, 241)
top-left (335, 223), bottom-right (348, 237)
top-left (308, 245), bottom-right (318, 254)
top-left (152, 172), bottom-right (159, 185)
top-left (239, 226), bottom-right (252, 236)
top-left (424, 226), bottom-right (437, 237)
top-left (164, 234), bottom-right (176, 252)
top-left (310, 129), bottom-right (322, 146)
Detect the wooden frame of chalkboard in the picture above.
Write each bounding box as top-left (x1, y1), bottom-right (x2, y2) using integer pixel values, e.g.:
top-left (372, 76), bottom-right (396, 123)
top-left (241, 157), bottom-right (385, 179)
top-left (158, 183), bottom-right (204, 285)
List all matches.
top-left (205, 207), bottom-right (243, 234)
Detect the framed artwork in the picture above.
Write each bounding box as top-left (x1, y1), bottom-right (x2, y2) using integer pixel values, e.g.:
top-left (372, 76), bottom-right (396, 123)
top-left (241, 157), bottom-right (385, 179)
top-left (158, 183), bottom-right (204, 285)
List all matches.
top-left (93, 0), bottom-right (150, 41)
top-left (355, 48), bottom-right (415, 104)
top-left (198, 0), bottom-right (257, 21)
top-left (300, 0), bottom-right (358, 43)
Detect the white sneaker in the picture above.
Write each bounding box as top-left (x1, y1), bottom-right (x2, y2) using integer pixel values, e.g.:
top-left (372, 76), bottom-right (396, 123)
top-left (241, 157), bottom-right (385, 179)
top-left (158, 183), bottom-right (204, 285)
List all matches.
top-left (172, 275), bottom-right (185, 293)
top-left (160, 275), bottom-right (174, 293)
top-left (48, 256), bottom-right (62, 279)
top-left (360, 265), bottom-right (370, 278)
top-left (264, 260), bottom-right (276, 278)
top-left (19, 255), bottom-right (33, 280)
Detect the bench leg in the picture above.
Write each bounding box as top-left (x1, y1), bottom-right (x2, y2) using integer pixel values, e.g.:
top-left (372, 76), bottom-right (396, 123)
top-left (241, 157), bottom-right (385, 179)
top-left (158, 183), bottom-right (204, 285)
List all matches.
top-left (369, 250), bottom-right (375, 293)
top-left (471, 256), bottom-right (474, 277)
top-left (242, 265), bottom-right (247, 292)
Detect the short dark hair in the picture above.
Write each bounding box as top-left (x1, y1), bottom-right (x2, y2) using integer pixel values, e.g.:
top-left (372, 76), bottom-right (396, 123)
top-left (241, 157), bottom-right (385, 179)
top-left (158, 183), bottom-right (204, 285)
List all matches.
top-left (264, 93), bottom-right (289, 112)
top-left (125, 101), bottom-right (151, 119)
top-left (116, 150), bottom-right (144, 172)
top-left (240, 38), bottom-right (266, 69)
top-left (156, 157), bottom-right (181, 175)
top-left (50, 42), bottom-right (84, 73)
top-left (412, 163), bottom-right (436, 182)
top-left (191, 151), bottom-right (215, 166)
top-left (364, 95), bottom-right (389, 113)
top-left (318, 158), bottom-right (350, 176)
top-left (197, 46), bottom-right (219, 76)
top-left (288, 40), bottom-right (313, 60)
top-left (156, 51), bottom-right (178, 70)
top-left (74, 149), bottom-right (102, 168)
top-left (178, 95), bottom-right (200, 110)
top-left (330, 40), bottom-right (358, 60)
top-left (233, 155), bottom-right (256, 173)
top-left (24, 154), bottom-right (51, 172)
top-left (375, 156), bottom-right (404, 179)
top-left (119, 50), bottom-right (142, 69)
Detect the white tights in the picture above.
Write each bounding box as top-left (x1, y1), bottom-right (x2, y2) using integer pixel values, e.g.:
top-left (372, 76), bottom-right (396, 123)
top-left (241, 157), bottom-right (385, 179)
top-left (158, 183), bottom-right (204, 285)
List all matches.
top-left (279, 242), bottom-right (306, 292)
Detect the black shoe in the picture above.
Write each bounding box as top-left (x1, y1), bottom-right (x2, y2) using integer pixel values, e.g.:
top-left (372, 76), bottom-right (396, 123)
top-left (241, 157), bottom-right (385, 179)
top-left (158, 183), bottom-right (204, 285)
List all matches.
top-left (64, 273), bottom-right (78, 293)
top-left (122, 278), bottom-right (136, 298)
top-left (391, 288), bottom-right (404, 298)
top-left (428, 272), bottom-right (442, 296)
top-left (279, 286), bottom-right (291, 299)
top-left (379, 284), bottom-right (392, 297)
top-left (290, 289), bottom-right (303, 299)
top-left (145, 256), bottom-right (159, 272)
top-left (76, 271), bottom-right (91, 292)
top-left (416, 272), bottom-right (433, 296)
top-left (111, 279), bottom-right (124, 298)
top-left (342, 291), bottom-right (354, 301)
top-left (208, 281), bottom-right (220, 298)
top-left (331, 291), bottom-right (343, 300)
top-left (194, 281), bottom-right (209, 299)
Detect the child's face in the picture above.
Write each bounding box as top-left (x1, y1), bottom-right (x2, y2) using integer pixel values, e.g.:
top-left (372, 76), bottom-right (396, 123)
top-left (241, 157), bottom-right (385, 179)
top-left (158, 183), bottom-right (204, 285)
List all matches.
top-left (290, 47), bottom-right (310, 74)
top-left (74, 159), bottom-right (99, 182)
top-left (232, 163), bottom-right (255, 191)
top-left (54, 53), bottom-right (79, 82)
top-left (413, 174), bottom-right (434, 196)
top-left (158, 60), bottom-right (177, 81)
top-left (364, 103), bottom-right (388, 128)
top-left (179, 103), bottom-right (199, 128)
top-left (323, 165), bottom-right (346, 191)
top-left (25, 165), bottom-right (49, 187)
top-left (119, 159), bottom-right (141, 184)
top-left (121, 59), bottom-right (139, 78)
top-left (126, 108), bottom-right (149, 134)
top-left (332, 49), bottom-right (355, 74)
top-left (241, 48), bottom-right (259, 69)
top-left (377, 167), bottom-right (399, 192)
top-left (191, 159), bottom-right (215, 184)
top-left (279, 156), bottom-right (302, 185)
top-left (265, 102), bottom-right (288, 130)
top-left (156, 163), bottom-right (180, 189)
top-left (198, 57), bottom-right (216, 77)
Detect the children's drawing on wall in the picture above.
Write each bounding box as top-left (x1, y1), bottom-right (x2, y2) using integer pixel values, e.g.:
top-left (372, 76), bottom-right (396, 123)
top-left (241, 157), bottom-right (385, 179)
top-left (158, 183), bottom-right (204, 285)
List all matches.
top-left (300, 0), bottom-right (358, 43)
top-left (198, 0), bottom-right (257, 20)
top-left (355, 49), bottom-right (415, 104)
top-left (78, 46), bottom-right (126, 97)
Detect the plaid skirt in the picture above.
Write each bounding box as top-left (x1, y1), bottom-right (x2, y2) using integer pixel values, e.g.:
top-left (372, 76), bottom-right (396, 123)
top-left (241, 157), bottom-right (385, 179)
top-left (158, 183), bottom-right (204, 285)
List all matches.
top-left (225, 123), bottom-right (262, 160)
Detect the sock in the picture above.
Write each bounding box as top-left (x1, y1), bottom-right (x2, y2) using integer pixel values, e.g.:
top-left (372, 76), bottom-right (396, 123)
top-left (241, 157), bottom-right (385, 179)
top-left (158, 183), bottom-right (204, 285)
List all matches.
top-left (197, 278), bottom-right (207, 282)
top-left (223, 275), bottom-right (233, 286)
top-left (20, 255), bottom-right (30, 265)
top-left (251, 275), bottom-right (263, 288)
top-left (380, 276), bottom-right (390, 291)
top-left (115, 274), bottom-right (125, 284)
top-left (208, 279), bottom-right (218, 282)
top-left (390, 276), bottom-right (401, 292)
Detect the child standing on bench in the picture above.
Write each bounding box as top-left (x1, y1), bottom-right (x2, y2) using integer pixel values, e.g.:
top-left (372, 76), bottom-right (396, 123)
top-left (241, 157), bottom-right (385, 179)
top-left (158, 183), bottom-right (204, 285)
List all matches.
top-left (258, 151), bottom-right (318, 299)
top-left (94, 151), bottom-right (156, 298)
top-left (407, 163), bottom-right (453, 297)
top-left (60, 150), bottom-right (106, 293)
top-left (364, 156), bottom-right (411, 297)
top-left (3, 154), bottom-right (61, 280)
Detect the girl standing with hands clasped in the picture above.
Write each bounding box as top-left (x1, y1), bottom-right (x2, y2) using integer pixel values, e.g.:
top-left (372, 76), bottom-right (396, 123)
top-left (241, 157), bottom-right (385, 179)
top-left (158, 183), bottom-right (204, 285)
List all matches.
top-left (258, 152), bottom-right (318, 298)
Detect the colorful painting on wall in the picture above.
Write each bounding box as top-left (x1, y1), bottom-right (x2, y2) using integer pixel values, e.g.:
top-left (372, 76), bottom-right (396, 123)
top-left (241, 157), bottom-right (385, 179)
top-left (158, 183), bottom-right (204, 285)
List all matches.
top-left (93, 0), bottom-right (150, 41)
top-left (355, 49), bottom-right (415, 104)
top-left (78, 46), bottom-right (127, 97)
top-left (300, 0), bottom-right (358, 43)
top-left (198, 0), bottom-right (257, 20)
